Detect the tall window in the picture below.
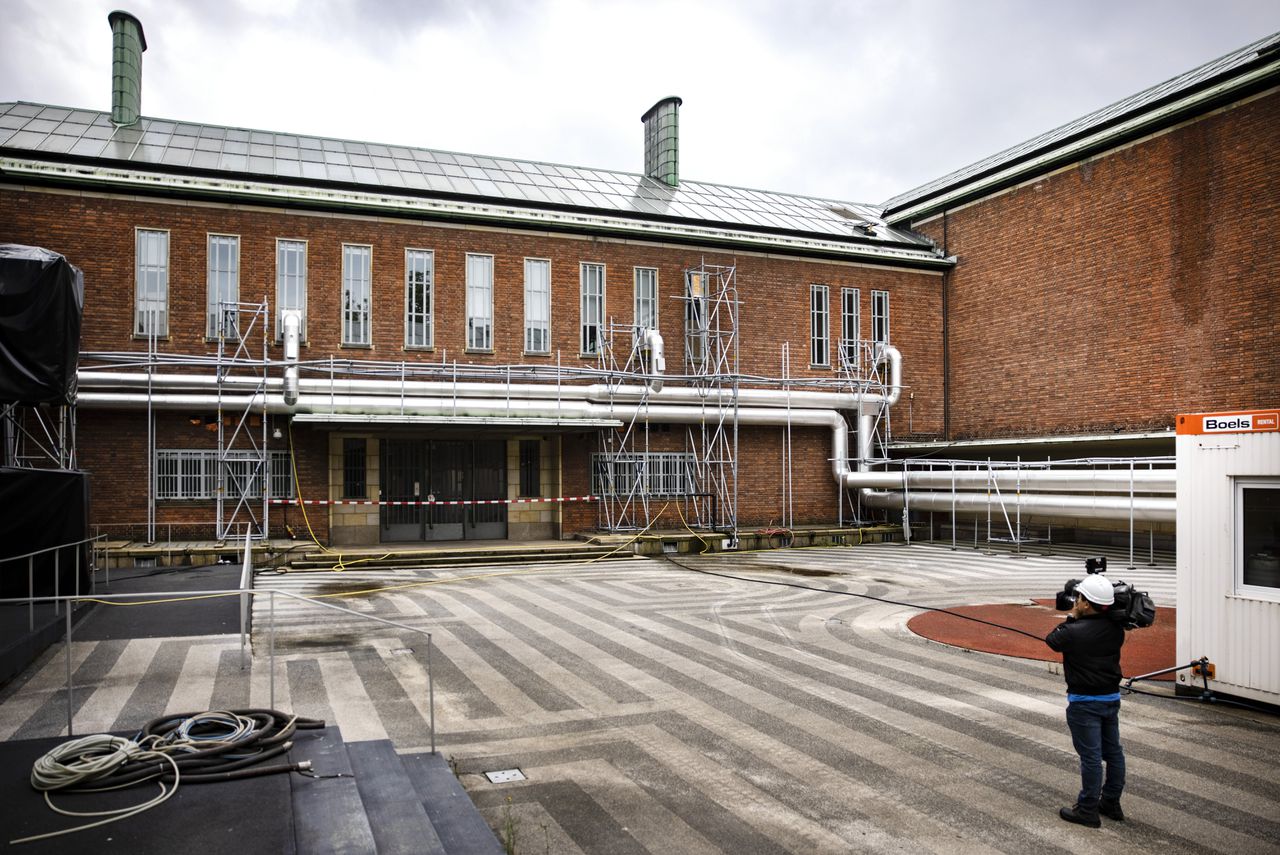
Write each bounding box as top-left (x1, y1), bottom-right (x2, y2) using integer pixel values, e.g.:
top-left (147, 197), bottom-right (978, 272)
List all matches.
top-left (342, 438), bottom-right (367, 499)
top-left (342, 244), bottom-right (372, 346)
top-left (634, 267), bottom-right (658, 332)
top-left (206, 234), bottom-right (240, 339)
top-left (519, 440), bottom-right (541, 497)
top-left (872, 289), bottom-right (890, 345)
top-left (466, 253), bottom-right (494, 351)
top-left (810, 284), bottom-right (830, 366)
top-left (580, 262), bottom-right (605, 355)
top-left (685, 269), bottom-right (707, 364)
top-left (840, 287), bottom-right (860, 368)
top-left (276, 239), bottom-right (307, 340)
top-left (134, 228), bottom-right (169, 337)
top-left (524, 258), bottom-right (550, 354)
top-left (405, 249), bottom-right (433, 348)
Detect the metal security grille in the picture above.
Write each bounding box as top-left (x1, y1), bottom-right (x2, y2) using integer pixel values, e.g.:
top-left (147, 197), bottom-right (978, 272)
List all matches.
top-left (342, 438), bottom-right (367, 499)
top-left (592, 452), bottom-right (695, 498)
top-left (156, 450), bottom-right (294, 500)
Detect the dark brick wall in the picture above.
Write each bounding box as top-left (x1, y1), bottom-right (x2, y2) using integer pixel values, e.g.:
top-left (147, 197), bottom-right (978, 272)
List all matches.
top-left (1, 189), bottom-right (942, 539)
top-left (914, 89), bottom-right (1280, 440)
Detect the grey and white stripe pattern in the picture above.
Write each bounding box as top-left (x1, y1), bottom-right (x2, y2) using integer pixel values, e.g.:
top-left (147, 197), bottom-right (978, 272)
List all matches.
top-left (1, 544), bottom-right (1274, 854)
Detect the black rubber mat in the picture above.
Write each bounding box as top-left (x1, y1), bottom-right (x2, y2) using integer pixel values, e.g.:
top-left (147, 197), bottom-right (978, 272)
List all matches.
top-left (77, 564), bottom-right (243, 641)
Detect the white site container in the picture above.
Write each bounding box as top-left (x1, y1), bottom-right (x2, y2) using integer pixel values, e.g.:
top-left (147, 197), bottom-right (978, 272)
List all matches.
top-left (1176, 409), bottom-right (1280, 704)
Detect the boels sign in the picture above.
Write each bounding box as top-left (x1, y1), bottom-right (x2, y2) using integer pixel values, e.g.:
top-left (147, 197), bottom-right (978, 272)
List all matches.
top-left (1177, 410), bottom-right (1280, 435)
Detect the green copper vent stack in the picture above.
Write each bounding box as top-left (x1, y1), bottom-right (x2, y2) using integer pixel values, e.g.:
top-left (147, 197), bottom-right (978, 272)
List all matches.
top-left (108, 10), bottom-right (147, 127)
top-left (642, 97), bottom-right (682, 187)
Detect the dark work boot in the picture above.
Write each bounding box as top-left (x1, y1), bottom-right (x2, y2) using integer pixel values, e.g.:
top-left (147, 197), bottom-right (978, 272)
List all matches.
top-left (1099, 799), bottom-right (1125, 821)
top-left (1059, 804), bottom-right (1101, 828)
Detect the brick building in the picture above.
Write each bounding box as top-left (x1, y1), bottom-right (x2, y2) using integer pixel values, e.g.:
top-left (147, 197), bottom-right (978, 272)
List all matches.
top-left (1, 16), bottom-right (1276, 547)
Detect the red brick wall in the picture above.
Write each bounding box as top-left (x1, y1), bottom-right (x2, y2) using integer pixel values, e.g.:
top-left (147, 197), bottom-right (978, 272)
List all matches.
top-left (0, 186), bottom-right (943, 539)
top-left (914, 89), bottom-right (1280, 440)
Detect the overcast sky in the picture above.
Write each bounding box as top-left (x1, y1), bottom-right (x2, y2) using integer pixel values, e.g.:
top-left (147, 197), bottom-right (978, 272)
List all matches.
top-left (3, 0), bottom-right (1278, 205)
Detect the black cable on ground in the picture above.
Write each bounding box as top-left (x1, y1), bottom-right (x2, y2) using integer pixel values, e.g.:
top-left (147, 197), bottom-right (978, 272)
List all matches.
top-left (660, 552), bottom-right (1280, 721)
top-left (12, 709), bottom-right (328, 845)
top-left (660, 553), bottom-right (1047, 642)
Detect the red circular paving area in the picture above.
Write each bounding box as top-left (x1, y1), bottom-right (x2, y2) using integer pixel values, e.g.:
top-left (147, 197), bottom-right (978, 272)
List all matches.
top-left (907, 599), bottom-right (1176, 681)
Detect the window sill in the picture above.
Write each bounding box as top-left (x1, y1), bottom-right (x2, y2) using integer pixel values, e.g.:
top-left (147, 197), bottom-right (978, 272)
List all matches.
top-left (809, 364), bottom-right (832, 370)
top-left (340, 343), bottom-right (374, 350)
top-left (404, 345), bottom-right (436, 352)
top-left (465, 349), bottom-right (494, 355)
top-left (132, 334), bottom-right (172, 342)
top-left (578, 352), bottom-right (601, 360)
top-left (524, 351), bottom-right (552, 358)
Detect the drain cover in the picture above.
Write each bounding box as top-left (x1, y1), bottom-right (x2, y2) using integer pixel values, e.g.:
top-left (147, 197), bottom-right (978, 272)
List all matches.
top-left (390, 647), bottom-right (414, 656)
top-left (484, 768), bottom-right (526, 784)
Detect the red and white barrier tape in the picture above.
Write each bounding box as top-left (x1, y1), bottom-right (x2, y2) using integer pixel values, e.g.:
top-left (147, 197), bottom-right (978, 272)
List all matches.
top-left (270, 496), bottom-right (599, 507)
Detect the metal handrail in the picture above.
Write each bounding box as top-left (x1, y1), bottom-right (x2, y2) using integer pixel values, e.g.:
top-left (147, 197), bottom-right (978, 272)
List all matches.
top-left (1, 587), bottom-right (436, 753)
top-left (0, 534), bottom-right (106, 565)
top-left (2, 534), bottom-right (109, 631)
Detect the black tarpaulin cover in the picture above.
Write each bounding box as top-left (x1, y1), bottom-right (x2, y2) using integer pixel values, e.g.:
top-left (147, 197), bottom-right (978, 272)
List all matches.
top-left (0, 467), bottom-right (89, 599)
top-left (0, 244), bottom-right (84, 404)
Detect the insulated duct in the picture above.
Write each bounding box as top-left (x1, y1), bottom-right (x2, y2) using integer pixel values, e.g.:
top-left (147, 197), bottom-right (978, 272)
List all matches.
top-left (76, 342), bottom-right (1174, 523)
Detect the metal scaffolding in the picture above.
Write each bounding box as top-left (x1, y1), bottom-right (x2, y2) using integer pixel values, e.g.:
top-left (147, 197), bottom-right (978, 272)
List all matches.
top-left (214, 300), bottom-right (271, 541)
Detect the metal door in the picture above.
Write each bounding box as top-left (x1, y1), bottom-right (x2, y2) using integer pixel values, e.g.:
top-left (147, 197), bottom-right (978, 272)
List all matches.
top-left (467, 440), bottom-right (507, 539)
top-left (380, 439), bottom-right (426, 541)
top-left (426, 440), bottom-right (466, 541)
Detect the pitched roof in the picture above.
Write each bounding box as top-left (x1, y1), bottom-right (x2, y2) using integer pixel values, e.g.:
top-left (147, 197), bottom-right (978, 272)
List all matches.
top-left (883, 31), bottom-right (1280, 222)
top-left (0, 102), bottom-right (943, 265)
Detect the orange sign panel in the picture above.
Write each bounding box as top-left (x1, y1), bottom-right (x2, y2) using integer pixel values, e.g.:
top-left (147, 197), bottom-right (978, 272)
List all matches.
top-left (1176, 410), bottom-right (1280, 435)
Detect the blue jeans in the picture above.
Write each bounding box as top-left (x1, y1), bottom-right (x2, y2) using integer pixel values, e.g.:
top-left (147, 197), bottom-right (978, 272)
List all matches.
top-left (1066, 700), bottom-right (1125, 809)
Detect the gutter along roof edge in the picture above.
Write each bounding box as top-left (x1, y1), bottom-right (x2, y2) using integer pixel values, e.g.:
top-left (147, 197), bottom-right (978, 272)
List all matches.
top-left (0, 156), bottom-right (953, 269)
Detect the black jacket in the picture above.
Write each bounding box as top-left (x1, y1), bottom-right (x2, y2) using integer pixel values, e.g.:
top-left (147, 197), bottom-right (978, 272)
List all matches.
top-left (1045, 613), bottom-right (1125, 696)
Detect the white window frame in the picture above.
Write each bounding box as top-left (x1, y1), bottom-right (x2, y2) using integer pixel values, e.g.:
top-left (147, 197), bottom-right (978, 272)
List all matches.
top-left (466, 253), bottom-right (494, 351)
top-left (156, 449), bottom-right (294, 501)
top-left (872, 289), bottom-right (890, 345)
top-left (580, 262), bottom-right (605, 355)
top-left (1235, 477), bottom-right (1280, 601)
top-left (275, 239), bottom-right (307, 341)
top-left (810, 284), bottom-right (830, 367)
top-left (634, 266), bottom-right (658, 333)
top-left (524, 257), bottom-right (551, 354)
top-left (341, 243), bottom-right (372, 346)
top-left (840, 287), bottom-right (860, 369)
top-left (685, 269), bottom-right (708, 365)
top-left (404, 248), bottom-right (434, 349)
top-left (206, 233), bottom-right (240, 340)
top-left (134, 227), bottom-right (169, 337)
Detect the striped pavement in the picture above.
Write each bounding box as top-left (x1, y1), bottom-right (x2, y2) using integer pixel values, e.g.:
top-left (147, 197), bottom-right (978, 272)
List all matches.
top-left (1, 542), bottom-right (1276, 854)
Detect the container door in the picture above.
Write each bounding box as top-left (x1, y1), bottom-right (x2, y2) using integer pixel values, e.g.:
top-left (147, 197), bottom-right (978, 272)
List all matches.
top-left (380, 439), bottom-right (426, 542)
top-left (467, 440), bottom-right (508, 540)
top-left (426, 440), bottom-right (466, 541)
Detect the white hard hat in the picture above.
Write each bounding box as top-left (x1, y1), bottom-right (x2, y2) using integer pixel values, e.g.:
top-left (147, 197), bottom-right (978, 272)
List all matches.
top-left (1077, 574), bottom-right (1115, 607)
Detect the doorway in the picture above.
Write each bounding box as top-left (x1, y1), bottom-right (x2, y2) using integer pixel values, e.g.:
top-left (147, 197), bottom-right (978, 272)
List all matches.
top-left (379, 439), bottom-right (507, 542)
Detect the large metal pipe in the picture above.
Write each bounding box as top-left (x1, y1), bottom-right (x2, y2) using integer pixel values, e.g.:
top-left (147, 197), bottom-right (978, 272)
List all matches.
top-left (76, 342), bottom-right (1173, 522)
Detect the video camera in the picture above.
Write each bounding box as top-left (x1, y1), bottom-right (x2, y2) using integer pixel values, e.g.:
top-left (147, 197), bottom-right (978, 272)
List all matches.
top-left (1054, 556), bottom-right (1157, 630)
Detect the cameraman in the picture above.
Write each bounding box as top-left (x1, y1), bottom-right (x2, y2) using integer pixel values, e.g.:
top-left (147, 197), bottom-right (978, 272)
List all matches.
top-left (1045, 574), bottom-right (1126, 828)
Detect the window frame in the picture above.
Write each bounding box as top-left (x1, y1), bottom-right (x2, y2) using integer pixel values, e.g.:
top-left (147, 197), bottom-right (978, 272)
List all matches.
top-left (634, 266), bottom-right (658, 334)
top-left (872, 289), bottom-right (891, 345)
top-left (524, 257), bottom-right (551, 355)
top-left (155, 449), bottom-right (294, 501)
top-left (404, 247), bottom-right (434, 349)
top-left (206, 233), bottom-right (240, 340)
top-left (275, 238), bottom-right (308, 341)
top-left (685, 269), bottom-right (708, 365)
top-left (134, 227), bottom-right (170, 338)
top-left (466, 252), bottom-right (495, 352)
top-left (342, 438), bottom-right (368, 499)
top-left (810, 283), bottom-right (830, 367)
top-left (580, 262), bottom-right (605, 356)
top-left (518, 439), bottom-right (541, 497)
top-left (840, 287), bottom-right (860, 369)
top-left (1235, 477), bottom-right (1280, 601)
top-left (341, 243), bottom-right (373, 347)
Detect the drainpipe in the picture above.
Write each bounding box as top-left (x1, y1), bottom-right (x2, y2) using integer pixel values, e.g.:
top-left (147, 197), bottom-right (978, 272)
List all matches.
top-left (282, 311), bottom-right (300, 406)
top-left (642, 328), bottom-right (665, 394)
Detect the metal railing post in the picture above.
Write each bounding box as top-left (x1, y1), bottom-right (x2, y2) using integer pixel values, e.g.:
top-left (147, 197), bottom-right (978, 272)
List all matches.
top-left (1128, 460), bottom-right (1136, 570)
top-left (428, 636), bottom-right (436, 754)
top-left (75, 546), bottom-right (80, 600)
top-left (65, 606), bottom-right (74, 737)
top-left (28, 556), bottom-right (35, 631)
top-left (53, 549), bottom-right (60, 616)
top-left (269, 590), bottom-right (276, 710)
